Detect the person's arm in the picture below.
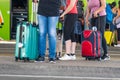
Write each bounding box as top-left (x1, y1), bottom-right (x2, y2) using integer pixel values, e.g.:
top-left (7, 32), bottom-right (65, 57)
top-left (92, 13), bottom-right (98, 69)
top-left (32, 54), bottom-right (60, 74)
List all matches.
top-left (60, 0), bottom-right (76, 18)
top-left (33, 0), bottom-right (38, 3)
top-left (113, 8), bottom-right (120, 23)
top-left (93, 0), bottom-right (106, 17)
top-left (85, 2), bottom-right (91, 27)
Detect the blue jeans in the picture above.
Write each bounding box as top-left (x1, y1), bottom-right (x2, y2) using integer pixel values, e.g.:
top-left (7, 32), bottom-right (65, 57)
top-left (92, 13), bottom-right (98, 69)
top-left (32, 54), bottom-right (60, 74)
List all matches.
top-left (38, 14), bottom-right (59, 59)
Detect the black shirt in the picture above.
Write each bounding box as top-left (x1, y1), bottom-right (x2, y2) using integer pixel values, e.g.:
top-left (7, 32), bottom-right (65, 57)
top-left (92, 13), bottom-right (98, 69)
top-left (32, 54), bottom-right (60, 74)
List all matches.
top-left (38, 0), bottom-right (61, 16)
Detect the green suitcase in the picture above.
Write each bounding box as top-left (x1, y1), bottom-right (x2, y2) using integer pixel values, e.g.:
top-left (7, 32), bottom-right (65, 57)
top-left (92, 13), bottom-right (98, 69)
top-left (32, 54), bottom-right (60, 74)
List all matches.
top-left (15, 22), bottom-right (39, 62)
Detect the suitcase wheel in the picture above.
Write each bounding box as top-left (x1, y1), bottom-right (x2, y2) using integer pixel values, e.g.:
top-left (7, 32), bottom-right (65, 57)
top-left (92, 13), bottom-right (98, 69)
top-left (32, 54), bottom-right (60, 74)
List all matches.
top-left (97, 58), bottom-right (101, 61)
top-left (85, 57), bottom-right (92, 60)
top-left (15, 57), bottom-right (19, 62)
top-left (85, 57), bottom-right (101, 61)
top-left (23, 57), bottom-right (29, 62)
top-left (85, 57), bottom-right (88, 60)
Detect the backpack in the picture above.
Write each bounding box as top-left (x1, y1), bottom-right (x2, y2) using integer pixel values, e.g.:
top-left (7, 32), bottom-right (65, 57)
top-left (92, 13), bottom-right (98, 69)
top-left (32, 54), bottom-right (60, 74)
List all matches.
top-left (106, 3), bottom-right (113, 23)
top-left (77, 0), bottom-right (84, 18)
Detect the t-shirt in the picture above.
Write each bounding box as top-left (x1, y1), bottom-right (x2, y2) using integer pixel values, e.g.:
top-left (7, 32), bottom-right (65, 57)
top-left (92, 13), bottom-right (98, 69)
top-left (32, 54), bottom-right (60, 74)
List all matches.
top-left (37, 0), bottom-right (61, 16)
top-left (66, 0), bottom-right (78, 14)
top-left (88, 0), bottom-right (106, 16)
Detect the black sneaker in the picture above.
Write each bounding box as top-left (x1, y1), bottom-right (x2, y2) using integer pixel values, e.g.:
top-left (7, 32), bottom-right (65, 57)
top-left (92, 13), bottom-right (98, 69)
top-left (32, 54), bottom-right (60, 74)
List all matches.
top-left (101, 55), bottom-right (110, 61)
top-left (49, 58), bottom-right (56, 63)
top-left (35, 57), bottom-right (45, 62)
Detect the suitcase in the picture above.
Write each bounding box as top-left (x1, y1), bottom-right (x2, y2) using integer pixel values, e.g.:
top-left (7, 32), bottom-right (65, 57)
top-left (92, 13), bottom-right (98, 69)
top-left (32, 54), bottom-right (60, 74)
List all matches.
top-left (56, 19), bottom-right (63, 60)
top-left (15, 1), bottom-right (39, 62)
top-left (104, 23), bottom-right (115, 46)
top-left (104, 30), bottom-right (114, 46)
top-left (81, 29), bottom-right (101, 60)
top-left (15, 22), bottom-right (39, 61)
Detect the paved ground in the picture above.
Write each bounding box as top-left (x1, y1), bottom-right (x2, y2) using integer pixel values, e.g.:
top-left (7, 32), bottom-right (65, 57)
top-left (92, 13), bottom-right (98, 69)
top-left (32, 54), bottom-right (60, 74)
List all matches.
top-left (0, 55), bottom-right (120, 80)
top-left (0, 41), bottom-right (120, 80)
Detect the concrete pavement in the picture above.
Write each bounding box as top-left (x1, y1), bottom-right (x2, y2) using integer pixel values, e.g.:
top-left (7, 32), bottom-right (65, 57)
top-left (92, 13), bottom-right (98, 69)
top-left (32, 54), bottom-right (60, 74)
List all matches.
top-left (0, 55), bottom-right (120, 80)
top-left (0, 41), bottom-right (120, 80)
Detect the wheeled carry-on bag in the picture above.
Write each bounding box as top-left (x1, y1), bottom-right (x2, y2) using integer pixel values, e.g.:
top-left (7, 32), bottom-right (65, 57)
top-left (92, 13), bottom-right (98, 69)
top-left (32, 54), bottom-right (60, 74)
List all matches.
top-left (15, 22), bottom-right (38, 62)
top-left (56, 19), bottom-right (64, 60)
top-left (81, 28), bottom-right (101, 61)
top-left (104, 30), bottom-right (114, 46)
top-left (104, 24), bottom-right (115, 46)
top-left (15, 1), bottom-right (38, 62)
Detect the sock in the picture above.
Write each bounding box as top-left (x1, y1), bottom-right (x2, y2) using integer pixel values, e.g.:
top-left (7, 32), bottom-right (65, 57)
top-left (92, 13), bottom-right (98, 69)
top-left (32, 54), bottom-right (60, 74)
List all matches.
top-left (71, 53), bottom-right (75, 56)
top-left (67, 54), bottom-right (71, 56)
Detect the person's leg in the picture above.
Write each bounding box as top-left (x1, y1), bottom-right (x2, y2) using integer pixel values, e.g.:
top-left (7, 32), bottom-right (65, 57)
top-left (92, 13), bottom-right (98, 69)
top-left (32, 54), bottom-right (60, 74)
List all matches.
top-left (99, 16), bottom-right (110, 60)
top-left (71, 42), bottom-right (76, 53)
top-left (59, 14), bottom-right (77, 60)
top-left (70, 15), bottom-right (78, 60)
top-left (65, 40), bottom-right (72, 54)
top-left (36, 15), bottom-right (47, 61)
top-left (59, 14), bottom-right (73, 60)
top-left (118, 28), bottom-right (120, 42)
top-left (115, 28), bottom-right (120, 47)
top-left (48, 16), bottom-right (59, 61)
top-left (70, 42), bottom-right (76, 60)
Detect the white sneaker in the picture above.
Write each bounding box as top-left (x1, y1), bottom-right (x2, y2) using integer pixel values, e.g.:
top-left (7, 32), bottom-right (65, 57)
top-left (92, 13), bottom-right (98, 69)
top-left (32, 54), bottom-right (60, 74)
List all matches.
top-left (59, 54), bottom-right (71, 60)
top-left (114, 44), bottom-right (120, 47)
top-left (71, 55), bottom-right (76, 60)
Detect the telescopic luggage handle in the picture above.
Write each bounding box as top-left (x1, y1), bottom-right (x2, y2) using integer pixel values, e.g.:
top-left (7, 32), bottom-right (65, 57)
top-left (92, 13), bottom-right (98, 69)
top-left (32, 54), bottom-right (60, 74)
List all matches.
top-left (91, 14), bottom-right (101, 31)
top-left (31, 0), bottom-right (38, 25)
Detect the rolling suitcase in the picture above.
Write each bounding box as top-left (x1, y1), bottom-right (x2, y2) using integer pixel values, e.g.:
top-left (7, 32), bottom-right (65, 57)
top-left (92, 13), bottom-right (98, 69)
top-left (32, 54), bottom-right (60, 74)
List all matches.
top-left (56, 19), bottom-right (63, 60)
top-left (81, 28), bottom-right (101, 60)
top-left (104, 23), bottom-right (115, 46)
top-left (15, 1), bottom-right (38, 62)
top-left (104, 30), bottom-right (114, 46)
top-left (15, 22), bottom-right (38, 61)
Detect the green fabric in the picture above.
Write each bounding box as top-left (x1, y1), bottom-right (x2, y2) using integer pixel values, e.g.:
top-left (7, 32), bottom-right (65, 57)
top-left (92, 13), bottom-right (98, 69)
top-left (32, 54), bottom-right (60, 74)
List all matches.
top-left (56, 22), bottom-right (63, 30)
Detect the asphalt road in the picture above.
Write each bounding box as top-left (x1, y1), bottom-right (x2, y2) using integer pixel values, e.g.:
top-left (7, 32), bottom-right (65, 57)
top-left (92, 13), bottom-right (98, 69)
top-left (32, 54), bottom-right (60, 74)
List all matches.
top-left (0, 56), bottom-right (120, 80)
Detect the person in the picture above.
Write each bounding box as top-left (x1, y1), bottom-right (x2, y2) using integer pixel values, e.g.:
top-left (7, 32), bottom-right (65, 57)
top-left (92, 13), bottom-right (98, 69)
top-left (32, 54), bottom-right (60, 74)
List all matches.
top-left (105, 2), bottom-right (117, 46)
top-left (59, 0), bottom-right (78, 60)
top-left (34, 0), bottom-right (61, 63)
top-left (74, 0), bottom-right (84, 44)
top-left (106, 2), bottom-right (117, 32)
top-left (85, 0), bottom-right (110, 60)
top-left (113, 1), bottom-right (120, 47)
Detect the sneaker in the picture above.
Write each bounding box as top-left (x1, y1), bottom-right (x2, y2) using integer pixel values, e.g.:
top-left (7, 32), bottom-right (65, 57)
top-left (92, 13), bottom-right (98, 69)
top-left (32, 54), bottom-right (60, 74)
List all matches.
top-left (114, 44), bottom-right (120, 47)
top-left (59, 54), bottom-right (71, 60)
top-left (35, 57), bottom-right (45, 62)
top-left (101, 55), bottom-right (110, 61)
top-left (49, 58), bottom-right (56, 63)
top-left (70, 54), bottom-right (76, 60)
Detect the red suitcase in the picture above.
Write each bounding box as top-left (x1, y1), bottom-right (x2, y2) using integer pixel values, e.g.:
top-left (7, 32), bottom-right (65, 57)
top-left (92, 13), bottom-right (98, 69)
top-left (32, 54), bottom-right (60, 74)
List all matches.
top-left (81, 29), bottom-right (101, 60)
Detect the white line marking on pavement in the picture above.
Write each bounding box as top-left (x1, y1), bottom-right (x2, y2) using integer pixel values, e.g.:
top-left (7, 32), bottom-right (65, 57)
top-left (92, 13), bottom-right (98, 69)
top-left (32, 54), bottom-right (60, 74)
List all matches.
top-left (0, 41), bottom-right (16, 44)
top-left (0, 74), bottom-right (119, 80)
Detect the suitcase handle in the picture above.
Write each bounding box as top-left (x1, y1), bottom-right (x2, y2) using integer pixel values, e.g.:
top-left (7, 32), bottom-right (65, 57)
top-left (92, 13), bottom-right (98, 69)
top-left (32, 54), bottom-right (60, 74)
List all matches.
top-left (31, 0), bottom-right (38, 25)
